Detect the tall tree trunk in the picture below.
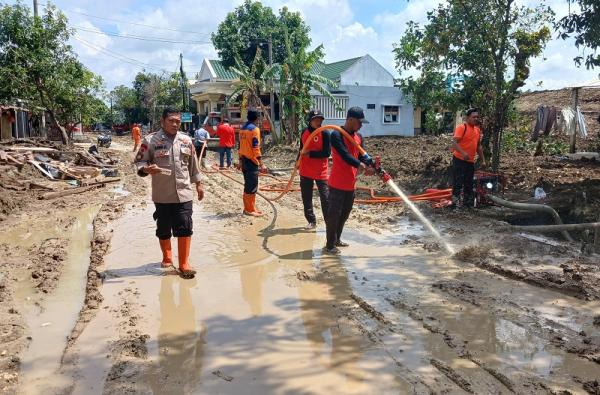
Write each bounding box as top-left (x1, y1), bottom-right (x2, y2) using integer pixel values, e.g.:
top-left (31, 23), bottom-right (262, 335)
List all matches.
top-left (258, 101), bottom-right (278, 145)
top-left (34, 78), bottom-right (69, 144)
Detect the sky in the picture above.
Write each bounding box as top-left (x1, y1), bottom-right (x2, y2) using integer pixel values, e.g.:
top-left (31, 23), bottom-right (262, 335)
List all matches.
top-left (10, 0), bottom-right (600, 91)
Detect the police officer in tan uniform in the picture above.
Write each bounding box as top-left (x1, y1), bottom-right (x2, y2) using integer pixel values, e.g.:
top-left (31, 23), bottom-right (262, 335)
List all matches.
top-left (135, 108), bottom-right (204, 278)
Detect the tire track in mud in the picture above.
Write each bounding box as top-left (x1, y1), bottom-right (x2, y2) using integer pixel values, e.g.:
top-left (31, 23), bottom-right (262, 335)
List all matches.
top-left (432, 279), bottom-right (600, 366)
top-left (341, 287), bottom-right (521, 393)
top-left (385, 282), bottom-right (600, 394)
top-left (382, 295), bottom-right (530, 394)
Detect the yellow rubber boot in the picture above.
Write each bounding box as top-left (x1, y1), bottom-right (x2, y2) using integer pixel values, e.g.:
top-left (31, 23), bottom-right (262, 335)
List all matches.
top-left (159, 239), bottom-right (173, 268)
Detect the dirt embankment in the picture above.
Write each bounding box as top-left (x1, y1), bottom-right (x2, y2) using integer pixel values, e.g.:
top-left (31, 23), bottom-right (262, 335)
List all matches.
top-left (0, 136), bottom-right (144, 394)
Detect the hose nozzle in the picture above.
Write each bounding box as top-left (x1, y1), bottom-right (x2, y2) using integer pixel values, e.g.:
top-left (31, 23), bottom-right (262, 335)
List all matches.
top-left (374, 156), bottom-right (392, 183)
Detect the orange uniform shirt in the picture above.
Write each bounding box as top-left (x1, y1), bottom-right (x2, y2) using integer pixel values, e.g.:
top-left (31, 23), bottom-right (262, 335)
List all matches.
top-left (132, 126), bottom-right (141, 142)
top-left (239, 123), bottom-right (261, 165)
top-left (452, 123), bottom-right (481, 163)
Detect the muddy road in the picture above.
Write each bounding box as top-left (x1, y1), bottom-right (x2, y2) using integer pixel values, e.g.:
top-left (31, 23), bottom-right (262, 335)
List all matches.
top-left (2, 144), bottom-right (600, 394)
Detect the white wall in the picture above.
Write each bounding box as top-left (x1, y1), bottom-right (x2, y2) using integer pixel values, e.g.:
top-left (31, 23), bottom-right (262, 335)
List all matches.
top-left (320, 85), bottom-right (414, 137)
top-left (198, 60), bottom-right (214, 82)
top-left (340, 55), bottom-right (395, 87)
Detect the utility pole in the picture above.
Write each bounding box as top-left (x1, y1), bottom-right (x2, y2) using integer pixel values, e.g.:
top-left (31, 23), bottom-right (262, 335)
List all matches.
top-left (179, 53), bottom-right (187, 132)
top-left (180, 53), bottom-right (187, 112)
top-left (268, 35), bottom-right (275, 136)
top-left (33, 0), bottom-right (38, 17)
top-left (109, 94), bottom-right (113, 130)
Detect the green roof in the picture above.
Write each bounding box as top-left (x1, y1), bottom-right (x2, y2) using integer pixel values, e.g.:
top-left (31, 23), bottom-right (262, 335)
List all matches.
top-left (208, 56), bottom-right (362, 82)
top-left (209, 60), bottom-right (238, 80)
top-left (320, 57), bottom-right (362, 81)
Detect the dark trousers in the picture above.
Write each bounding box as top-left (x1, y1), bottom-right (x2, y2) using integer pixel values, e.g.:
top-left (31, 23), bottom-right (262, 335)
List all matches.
top-left (219, 147), bottom-right (232, 167)
top-left (153, 201), bottom-right (193, 239)
top-left (242, 157), bottom-right (259, 194)
top-left (452, 156), bottom-right (475, 207)
top-left (325, 187), bottom-right (355, 248)
top-left (300, 176), bottom-right (329, 224)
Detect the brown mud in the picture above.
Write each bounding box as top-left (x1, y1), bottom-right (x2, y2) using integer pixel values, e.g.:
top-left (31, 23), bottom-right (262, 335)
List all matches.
top-left (1, 127), bottom-right (599, 394)
top-left (0, 136), bottom-right (144, 394)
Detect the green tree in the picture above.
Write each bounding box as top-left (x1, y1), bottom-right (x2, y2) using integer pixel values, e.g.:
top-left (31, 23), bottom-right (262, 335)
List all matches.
top-left (271, 32), bottom-right (339, 143)
top-left (111, 85), bottom-right (138, 125)
top-left (394, 0), bottom-right (553, 171)
top-left (558, 0), bottom-right (600, 68)
top-left (227, 48), bottom-right (277, 141)
top-left (0, 1), bottom-right (105, 143)
top-left (112, 72), bottom-right (184, 129)
top-left (211, 0), bottom-right (310, 69)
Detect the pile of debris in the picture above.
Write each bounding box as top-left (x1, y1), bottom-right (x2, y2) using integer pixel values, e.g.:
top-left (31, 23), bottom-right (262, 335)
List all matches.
top-left (0, 140), bottom-right (121, 200)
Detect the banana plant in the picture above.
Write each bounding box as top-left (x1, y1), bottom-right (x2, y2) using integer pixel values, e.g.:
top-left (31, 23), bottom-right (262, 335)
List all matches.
top-left (266, 29), bottom-right (341, 143)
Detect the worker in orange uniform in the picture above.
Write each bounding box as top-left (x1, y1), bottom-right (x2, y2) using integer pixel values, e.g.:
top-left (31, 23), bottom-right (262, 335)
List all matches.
top-left (451, 108), bottom-right (486, 209)
top-left (132, 123), bottom-right (142, 152)
top-left (239, 109), bottom-right (265, 216)
top-left (135, 108), bottom-right (204, 279)
top-left (299, 109), bottom-right (330, 229)
top-left (324, 107), bottom-right (372, 255)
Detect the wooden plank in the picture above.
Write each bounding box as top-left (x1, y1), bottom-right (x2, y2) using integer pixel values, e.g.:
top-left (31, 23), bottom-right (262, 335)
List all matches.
top-left (5, 153), bottom-right (24, 166)
top-left (28, 160), bottom-right (55, 179)
top-left (41, 184), bottom-right (103, 200)
top-left (28, 182), bottom-right (55, 191)
top-left (5, 146), bottom-right (58, 153)
top-left (80, 177), bottom-right (121, 187)
top-left (570, 87), bottom-right (579, 154)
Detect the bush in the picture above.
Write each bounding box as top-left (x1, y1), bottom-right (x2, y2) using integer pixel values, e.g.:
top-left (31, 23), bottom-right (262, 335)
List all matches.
top-left (503, 116), bottom-right (569, 156)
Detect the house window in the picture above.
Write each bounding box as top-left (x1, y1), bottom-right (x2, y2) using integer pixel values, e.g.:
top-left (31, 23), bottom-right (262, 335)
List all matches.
top-left (311, 95), bottom-right (348, 120)
top-left (383, 105), bottom-right (400, 124)
top-left (367, 104), bottom-right (376, 110)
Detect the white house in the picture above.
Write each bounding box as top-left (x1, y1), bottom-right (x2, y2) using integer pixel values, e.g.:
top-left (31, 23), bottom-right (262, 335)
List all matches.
top-left (189, 55), bottom-right (415, 136)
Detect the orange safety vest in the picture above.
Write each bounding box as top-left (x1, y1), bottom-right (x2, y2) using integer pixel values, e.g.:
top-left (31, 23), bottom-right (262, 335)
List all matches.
top-left (239, 122), bottom-right (261, 165)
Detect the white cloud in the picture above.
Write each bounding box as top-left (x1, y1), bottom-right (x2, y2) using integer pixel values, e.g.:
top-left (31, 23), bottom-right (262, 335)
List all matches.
top-left (25, 0), bottom-right (598, 91)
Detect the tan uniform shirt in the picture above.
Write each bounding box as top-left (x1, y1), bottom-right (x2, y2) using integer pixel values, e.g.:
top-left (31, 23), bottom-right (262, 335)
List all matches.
top-left (135, 130), bottom-right (202, 203)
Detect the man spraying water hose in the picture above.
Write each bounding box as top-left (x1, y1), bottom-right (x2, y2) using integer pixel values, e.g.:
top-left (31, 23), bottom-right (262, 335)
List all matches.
top-left (299, 109), bottom-right (330, 230)
top-left (324, 107), bottom-right (374, 255)
top-left (135, 108), bottom-right (204, 279)
top-left (239, 109), bottom-right (266, 217)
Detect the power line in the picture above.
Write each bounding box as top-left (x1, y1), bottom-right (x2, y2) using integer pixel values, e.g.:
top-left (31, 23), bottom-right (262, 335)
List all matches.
top-left (62, 9), bottom-right (213, 36)
top-left (38, 2), bottom-right (214, 37)
top-left (73, 26), bottom-right (213, 44)
top-left (73, 36), bottom-right (175, 73)
top-left (75, 35), bottom-right (172, 69)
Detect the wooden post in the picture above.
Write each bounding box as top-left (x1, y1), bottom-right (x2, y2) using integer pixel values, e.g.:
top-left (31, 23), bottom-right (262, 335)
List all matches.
top-left (595, 214), bottom-right (600, 254)
top-left (570, 87), bottom-right (579, 154)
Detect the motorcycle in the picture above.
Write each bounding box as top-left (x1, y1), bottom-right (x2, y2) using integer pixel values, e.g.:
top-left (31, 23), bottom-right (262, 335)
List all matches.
top-left (97, 133), bottom-right (112, 148)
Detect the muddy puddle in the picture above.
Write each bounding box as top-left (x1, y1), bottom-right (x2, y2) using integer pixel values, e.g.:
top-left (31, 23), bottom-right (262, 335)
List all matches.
top-left (61, 199), bottom-right (600, 394)
top-left (0, 205), bottom-right (101, 395)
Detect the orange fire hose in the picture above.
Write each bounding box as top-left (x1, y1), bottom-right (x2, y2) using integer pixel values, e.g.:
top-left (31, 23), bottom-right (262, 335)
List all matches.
top-left (201, 125), bottom-right (452, 206)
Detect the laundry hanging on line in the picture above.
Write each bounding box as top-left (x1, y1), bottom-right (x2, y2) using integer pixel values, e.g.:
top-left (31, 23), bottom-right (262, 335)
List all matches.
top-left (557, 107), bottom-right (588, 138)
top-left (530, 105), bottom-right (557, 142)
